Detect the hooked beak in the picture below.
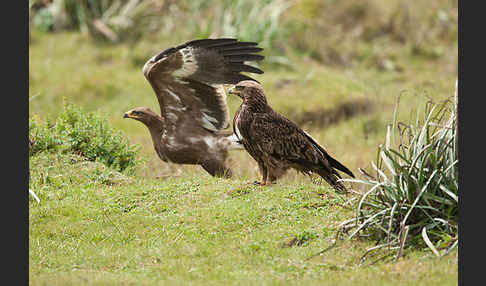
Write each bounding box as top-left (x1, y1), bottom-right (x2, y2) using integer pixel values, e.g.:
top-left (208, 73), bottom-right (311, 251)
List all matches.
top-left (123, 111), bottom-right (132, 119)
top-left (228, 86), bottom-right (241, 97)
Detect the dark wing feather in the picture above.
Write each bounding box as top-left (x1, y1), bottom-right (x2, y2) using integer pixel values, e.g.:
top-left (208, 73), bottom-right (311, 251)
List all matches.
top-left (300, 131), bottom-right (355, 178)
top-left (218, 47), bottom-right (264, 55)
top-left (249, 110), bottom-right (354, 179)
top-left (143, 38), bottom-right (264, 131)
top-left (226, 54), bottom-right (265, 63)
top-left (179, 38), bottom-right (237, 48)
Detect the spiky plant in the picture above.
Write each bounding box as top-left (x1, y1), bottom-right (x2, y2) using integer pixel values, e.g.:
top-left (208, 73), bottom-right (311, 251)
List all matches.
top-left (337, 87), bottom-right (458, 263)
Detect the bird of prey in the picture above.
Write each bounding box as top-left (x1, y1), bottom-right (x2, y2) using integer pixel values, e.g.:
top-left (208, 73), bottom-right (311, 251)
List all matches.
top-left (124, 39), bottom-right (264, 177)
top-left (229, 80), bottom-right (355, 192)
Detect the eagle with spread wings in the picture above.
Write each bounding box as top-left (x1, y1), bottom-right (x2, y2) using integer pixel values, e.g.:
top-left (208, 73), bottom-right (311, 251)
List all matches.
top-left (229, 80), bottom-right (355, 192)
top-left (124, 39), bottom-right (264, 177)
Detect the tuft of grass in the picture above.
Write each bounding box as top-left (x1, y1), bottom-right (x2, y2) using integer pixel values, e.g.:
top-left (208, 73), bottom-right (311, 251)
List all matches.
top-left (283, 230), bottom-right (319, 247)
top-left (29, 101), bottom-right (141, 173)
top-left (337, 91), bottom-right (458, 262)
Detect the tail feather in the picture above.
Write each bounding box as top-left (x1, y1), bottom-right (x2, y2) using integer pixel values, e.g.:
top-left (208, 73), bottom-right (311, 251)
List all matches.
top-left (300, 131), bottom-right (355, 178)
top-left (327, 155), bottom-right (355, 178)
top-left (315, 168), bottom-right (349, 193)
top-left (288, 158), bottom-right (349, 192)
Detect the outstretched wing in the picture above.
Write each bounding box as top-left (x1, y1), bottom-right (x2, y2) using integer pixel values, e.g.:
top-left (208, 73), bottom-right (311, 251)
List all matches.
top-left (143, 38), bottom-right (264, 131)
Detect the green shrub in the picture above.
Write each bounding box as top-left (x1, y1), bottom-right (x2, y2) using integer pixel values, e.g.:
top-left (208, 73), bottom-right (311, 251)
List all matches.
top-left (29, 103), bottom-right (140, 173)
top-left (338, 94), bottom-right (458, 261)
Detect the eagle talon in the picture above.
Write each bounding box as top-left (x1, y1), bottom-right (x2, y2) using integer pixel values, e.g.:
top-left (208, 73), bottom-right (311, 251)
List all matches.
top-left (249, 180), bottom-right (272, 186)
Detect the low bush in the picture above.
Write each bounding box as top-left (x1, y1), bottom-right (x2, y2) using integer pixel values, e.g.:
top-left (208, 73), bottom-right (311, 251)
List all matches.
top-left (29, 102), bottom-right (140, 173)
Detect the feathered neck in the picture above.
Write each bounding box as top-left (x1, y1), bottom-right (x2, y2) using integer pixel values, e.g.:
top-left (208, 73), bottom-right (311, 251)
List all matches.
top-left (142, 115), bottom-right (165, 135)
top-left (243, 95), bottom-right (268, 113)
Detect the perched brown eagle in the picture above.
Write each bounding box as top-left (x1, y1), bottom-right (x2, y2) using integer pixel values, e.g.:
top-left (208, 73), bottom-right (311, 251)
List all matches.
top-left (124, 39), bottom-right (264, 177)
top-left (229, 80), bottom-right (355, 192)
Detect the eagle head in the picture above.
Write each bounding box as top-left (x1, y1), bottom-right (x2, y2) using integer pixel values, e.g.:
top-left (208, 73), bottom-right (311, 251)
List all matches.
top-left (228, 80), bottom-right (267, 108)
top-left (123, 107), bottom-right (162, 126)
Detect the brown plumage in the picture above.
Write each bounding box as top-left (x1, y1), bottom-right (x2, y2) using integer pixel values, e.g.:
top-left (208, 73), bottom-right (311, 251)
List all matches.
top-left (124, 39), bottom-right (264, 177)
top-left (229, 80), bottom-right (355, 192)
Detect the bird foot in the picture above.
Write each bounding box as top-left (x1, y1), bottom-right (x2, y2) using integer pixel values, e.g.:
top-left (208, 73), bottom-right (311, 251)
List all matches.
top-left (249, 180), bottom-right (271, 186)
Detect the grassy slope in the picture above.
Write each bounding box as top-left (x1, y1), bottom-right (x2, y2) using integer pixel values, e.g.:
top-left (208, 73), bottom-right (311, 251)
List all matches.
top-left (29, 31), bottom-right (457, 285)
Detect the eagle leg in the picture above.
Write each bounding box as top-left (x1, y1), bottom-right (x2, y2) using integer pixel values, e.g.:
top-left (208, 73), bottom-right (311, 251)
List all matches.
top-left (259, 163), bottom-right (272, 186)
top-left (248, 162), bottom-right (266, 186)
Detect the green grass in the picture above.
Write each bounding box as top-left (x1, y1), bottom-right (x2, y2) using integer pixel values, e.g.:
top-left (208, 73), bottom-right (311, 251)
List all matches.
top-left (29, 27), bottom-right (457, 285)
top-left (29, 152), bottom-right (457, 285)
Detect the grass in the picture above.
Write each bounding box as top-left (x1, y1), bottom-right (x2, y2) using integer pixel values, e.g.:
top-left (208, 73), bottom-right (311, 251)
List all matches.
top-left (29, 15), bottom-right (457, 284)
top-left (29, 152), bottom-right (457, 285)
